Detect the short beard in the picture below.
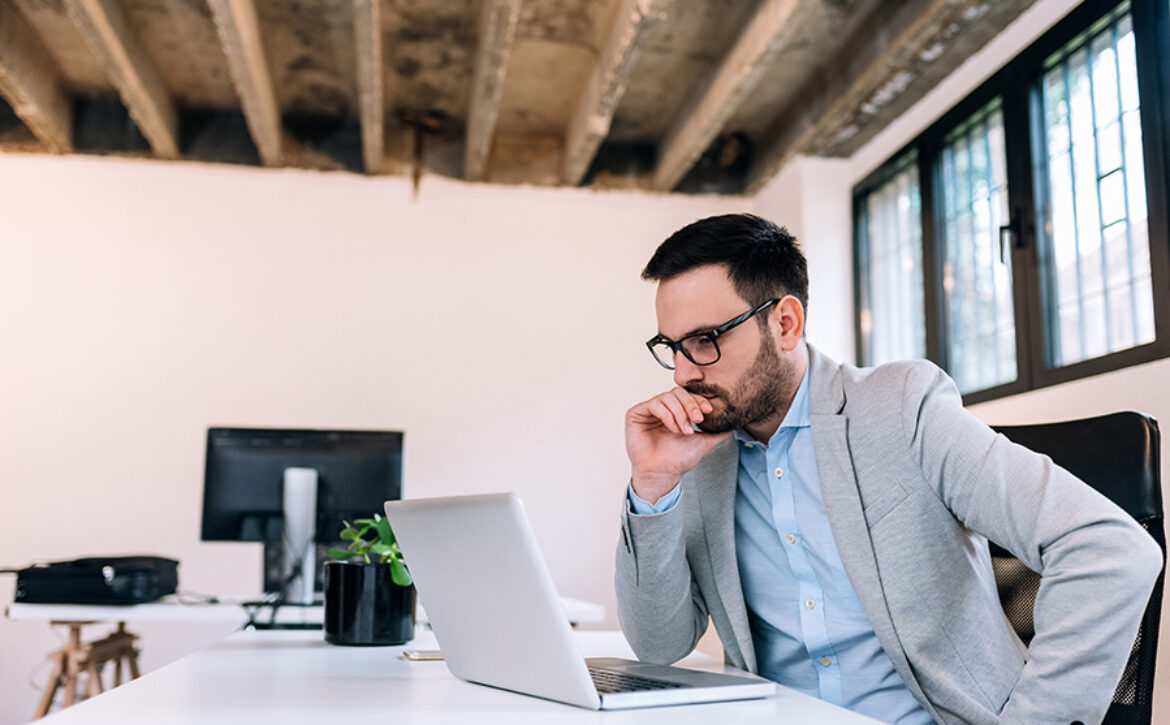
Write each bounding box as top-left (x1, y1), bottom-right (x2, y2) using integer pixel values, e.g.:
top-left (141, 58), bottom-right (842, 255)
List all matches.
top-left (685, 327), bottom-right (797, 434)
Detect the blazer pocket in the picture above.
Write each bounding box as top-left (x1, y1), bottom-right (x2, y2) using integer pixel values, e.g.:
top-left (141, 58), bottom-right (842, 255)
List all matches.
top-left (861, 482), bottom-right (909, 526)
top-left (942, 595), bottom-right (1025, 716)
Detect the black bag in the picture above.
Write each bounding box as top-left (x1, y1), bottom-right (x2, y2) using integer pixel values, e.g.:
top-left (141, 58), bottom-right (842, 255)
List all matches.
top-left (14, 556), bottom-right (179, 605)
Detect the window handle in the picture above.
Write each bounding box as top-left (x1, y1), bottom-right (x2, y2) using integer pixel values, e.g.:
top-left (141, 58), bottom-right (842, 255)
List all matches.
top-left (999, 209), bottom-right (1025, 264)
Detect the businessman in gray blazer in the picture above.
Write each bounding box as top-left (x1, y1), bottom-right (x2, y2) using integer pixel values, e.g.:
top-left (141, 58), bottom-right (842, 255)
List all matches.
top-left (616, 214), bottom-right (1162, 725)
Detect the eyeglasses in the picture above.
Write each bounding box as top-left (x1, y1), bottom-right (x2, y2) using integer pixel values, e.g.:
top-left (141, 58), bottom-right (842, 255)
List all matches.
top-left (646, 298), bottom-right (780, 370)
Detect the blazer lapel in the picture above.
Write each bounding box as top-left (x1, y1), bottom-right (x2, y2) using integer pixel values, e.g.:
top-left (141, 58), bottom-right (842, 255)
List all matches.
top-left (807, 346), bottom-right (936, 718)
top-left (693, 436), bottom-right (757, 672)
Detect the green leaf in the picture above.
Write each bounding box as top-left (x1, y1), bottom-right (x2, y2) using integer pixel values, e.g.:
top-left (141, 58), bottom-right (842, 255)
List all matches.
top-left (339, 527), bottom-right (360, 541)
top-left (325, 548), bottom-right (355, 560)
top-left (349, 542), bottom-right (371, 557)
top-left (353, 518), bottom-right (376, 527)
top-left (369, 542), bottom-right (391, 555)
top-left (374, 515), bottom-right (395, 546)
top-left (389, 558), bottom-right (412, 587)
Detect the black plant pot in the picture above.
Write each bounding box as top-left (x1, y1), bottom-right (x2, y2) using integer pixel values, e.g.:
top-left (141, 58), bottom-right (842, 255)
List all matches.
top-left (323, 560), bottom-right (416, 646)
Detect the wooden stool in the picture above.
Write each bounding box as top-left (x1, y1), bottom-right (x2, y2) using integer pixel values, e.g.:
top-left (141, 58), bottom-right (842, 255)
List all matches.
top-left (34, 621), bottom-right (141, 720)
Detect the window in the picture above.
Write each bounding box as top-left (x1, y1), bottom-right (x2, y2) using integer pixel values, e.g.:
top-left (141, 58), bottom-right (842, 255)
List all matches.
top-left (855, 151), bottom-right (926, 367)
top-left (1033, 8), bottom-right (1155, 367)
top-left (939, 99), bottom-right (1016, 394)
top-left (854, 0), bottom-right (1170, 403)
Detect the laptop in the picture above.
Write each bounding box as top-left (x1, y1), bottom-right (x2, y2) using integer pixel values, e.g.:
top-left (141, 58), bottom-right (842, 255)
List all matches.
top-left (384, 493), bottom-right (776, 710)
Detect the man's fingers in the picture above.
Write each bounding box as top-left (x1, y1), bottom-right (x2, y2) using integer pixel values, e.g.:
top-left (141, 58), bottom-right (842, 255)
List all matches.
top-left (658, 393), bottom-right (695, 435)
top-left (670, 388), bottom-right (708, 424)
top-left (645, 399), bottom-right (682, 434)
top-left (628, 388), bottom-right (717, 438)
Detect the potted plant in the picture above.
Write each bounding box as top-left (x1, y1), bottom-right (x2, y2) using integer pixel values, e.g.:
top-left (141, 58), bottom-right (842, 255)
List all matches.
top-left (322, 513), bottom-right (416, 646)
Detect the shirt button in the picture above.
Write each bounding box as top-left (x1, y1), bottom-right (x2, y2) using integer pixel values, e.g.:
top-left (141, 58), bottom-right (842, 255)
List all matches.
top-left (819, 656), bottom-right (831, 667)
top-left (774, 467), bottom-right (783, 478)
top-left (805, 598), bottom-right (815, 609)
top-left (785, 533), bottom-right (797, 544)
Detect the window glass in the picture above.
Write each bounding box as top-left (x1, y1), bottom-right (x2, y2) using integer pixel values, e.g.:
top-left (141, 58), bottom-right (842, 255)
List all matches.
top-left (858, 154), bottom-right (926, 366)
top-left (939, 98), bottom-right (1017, 394)
top-left (1035, 4), bottom-right (1154, 367)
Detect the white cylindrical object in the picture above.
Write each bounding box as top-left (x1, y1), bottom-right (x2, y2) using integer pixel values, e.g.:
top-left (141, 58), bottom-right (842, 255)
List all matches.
top-left (282, 467), bottom-right (318, 605)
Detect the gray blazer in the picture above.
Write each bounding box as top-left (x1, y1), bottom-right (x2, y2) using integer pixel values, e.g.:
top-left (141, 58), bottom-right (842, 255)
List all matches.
top-left (616, 345), bottom-right (1162, 725)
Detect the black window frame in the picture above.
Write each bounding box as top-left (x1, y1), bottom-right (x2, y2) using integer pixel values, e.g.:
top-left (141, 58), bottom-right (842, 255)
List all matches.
top-left (853, 0), bottom-right (1170, 405)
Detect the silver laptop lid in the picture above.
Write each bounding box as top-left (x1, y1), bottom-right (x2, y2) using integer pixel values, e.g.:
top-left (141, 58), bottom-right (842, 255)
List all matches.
top-left (384, 493), bottom-right (601, 709)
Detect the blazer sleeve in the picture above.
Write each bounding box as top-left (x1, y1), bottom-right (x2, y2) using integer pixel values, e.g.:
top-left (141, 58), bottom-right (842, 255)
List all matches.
top-left (614, 489), bottom-right (710, 665)
top-left (901, 362), bottom-right (1163, 725)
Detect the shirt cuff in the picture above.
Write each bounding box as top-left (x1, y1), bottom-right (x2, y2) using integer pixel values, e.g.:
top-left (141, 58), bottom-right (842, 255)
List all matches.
top-left (627, 481), bottom-right (682, 515)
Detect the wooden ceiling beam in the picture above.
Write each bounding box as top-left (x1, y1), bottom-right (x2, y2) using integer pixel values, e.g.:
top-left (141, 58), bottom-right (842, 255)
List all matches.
top-left (0, 4), bottom-right (72, 153)
top-left (651, 0), bottom-right (801, 192)
top-left (208, 0), bottom-right (282, 167)
top-left (561, 0), bottom-right (661, 186)
top-left (353, 0), bottom-right (384, 174)
top-left (747, 0), bottom-right (1038, 192)
top-left (465, 0), bottom-right (522, 182)
top-left (65, 0), bottom-right (179, 159)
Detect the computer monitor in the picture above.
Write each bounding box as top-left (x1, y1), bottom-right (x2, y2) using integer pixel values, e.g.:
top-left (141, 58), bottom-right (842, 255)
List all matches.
top-left (201, 427), bottom-right (403, 597)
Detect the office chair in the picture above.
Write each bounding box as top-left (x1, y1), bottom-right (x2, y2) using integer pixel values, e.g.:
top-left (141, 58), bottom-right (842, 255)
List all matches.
top-left (990, 412), bottom-right (1165, 725)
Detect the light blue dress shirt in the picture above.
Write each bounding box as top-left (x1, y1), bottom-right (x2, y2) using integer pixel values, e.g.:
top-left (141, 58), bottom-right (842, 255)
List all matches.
top-left (629, 366), bottom-right (932, 724)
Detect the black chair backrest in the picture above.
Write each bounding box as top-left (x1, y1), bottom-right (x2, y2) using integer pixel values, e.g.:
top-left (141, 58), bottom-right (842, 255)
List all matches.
top-left (991, 412), bottom-right (1165, 725)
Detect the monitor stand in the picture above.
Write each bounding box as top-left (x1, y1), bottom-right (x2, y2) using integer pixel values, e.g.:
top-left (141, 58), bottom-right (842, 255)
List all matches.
top-left (281, 467), bottom-right (318, 605)
top-left (255, 467), bottom-right (322, 629)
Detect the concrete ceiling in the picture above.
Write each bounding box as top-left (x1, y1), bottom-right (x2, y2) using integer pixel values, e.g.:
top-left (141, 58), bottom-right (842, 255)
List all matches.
top-left (0, 0), bottom-right (1039, 194)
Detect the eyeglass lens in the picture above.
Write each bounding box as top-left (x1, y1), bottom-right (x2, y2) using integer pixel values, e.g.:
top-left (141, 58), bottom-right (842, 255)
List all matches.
top-left (651, 334), bottom-right (719, 369)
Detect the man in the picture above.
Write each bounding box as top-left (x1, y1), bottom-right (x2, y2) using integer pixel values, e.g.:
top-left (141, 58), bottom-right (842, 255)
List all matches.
top-left (616, 213), bottom-right (1162, 725)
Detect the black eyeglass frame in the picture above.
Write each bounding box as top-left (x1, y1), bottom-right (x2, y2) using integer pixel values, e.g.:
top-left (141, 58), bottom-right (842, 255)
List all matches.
top-left (645, 298), bottom-right (781, 370)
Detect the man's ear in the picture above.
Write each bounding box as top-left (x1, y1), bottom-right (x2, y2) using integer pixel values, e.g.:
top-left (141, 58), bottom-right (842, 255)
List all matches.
top-left (774, 296), bottom-right (805, 350)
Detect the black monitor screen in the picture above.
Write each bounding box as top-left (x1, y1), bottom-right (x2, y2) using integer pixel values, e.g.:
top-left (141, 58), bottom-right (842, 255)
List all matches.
top-left (201, 427), bottom-right (403, 544)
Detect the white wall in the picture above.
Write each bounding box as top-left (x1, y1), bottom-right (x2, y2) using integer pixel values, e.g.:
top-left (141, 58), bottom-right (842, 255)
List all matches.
top-left (754, 156), bottom-right (856, 363)
top-left (0, 153), bottom-right (766, 723)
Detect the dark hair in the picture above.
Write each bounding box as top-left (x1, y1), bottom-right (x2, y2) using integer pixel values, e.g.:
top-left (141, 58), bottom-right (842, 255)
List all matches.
top-left (642, 213), bottom-right (809, 315)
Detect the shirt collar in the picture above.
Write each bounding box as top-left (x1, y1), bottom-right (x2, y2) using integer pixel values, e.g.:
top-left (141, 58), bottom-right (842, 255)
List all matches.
top-left (733, 362), bottom-right (812, 448)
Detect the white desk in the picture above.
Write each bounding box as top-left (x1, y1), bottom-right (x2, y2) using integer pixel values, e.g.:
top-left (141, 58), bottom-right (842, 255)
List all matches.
top-left (37, 629), bottom-right (881, 724)
top-left (6, 594), bottom-right (606, 627)
top-left (6, 597), bottom-right (319, 626)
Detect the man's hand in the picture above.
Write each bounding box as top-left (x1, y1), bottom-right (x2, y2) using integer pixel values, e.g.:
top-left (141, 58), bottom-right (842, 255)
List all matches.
top-left (625, 387), bottom-right (731, 504)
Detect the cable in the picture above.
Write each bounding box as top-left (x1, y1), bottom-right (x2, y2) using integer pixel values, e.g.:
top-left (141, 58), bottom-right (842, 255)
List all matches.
top-left (232, 521), bottom-right (319, 630)
top-left (265, 559), bottom-right (304, 627)
top-left (27, 657), bottom-right (52, 693)
top-left (28, 622), bottom-right (79, 710)
top-left (263, 519), bottom-right (319, 626)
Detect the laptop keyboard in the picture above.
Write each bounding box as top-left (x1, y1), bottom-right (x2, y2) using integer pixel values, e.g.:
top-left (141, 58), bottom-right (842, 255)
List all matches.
top-left (587, 666), bottom-right (690, 694)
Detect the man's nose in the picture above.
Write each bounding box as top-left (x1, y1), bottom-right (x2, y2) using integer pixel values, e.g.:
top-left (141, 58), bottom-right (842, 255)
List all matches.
top-left (673, 355), bottom-right (703, 388)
